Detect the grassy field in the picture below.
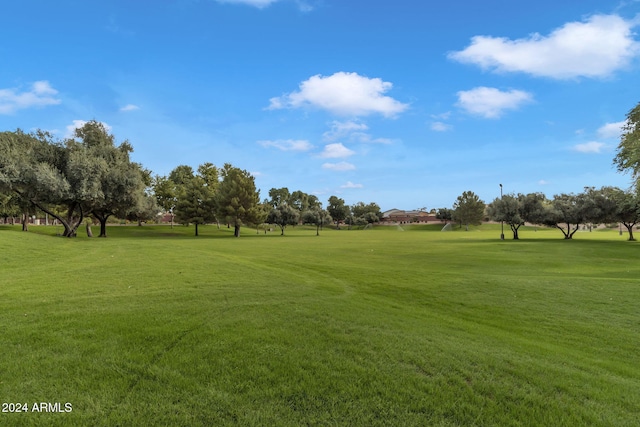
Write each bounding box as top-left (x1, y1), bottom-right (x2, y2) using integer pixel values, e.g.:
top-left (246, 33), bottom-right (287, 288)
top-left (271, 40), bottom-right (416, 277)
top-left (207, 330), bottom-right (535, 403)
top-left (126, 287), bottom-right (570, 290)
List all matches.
top-left (1, 223), bottom-right (639, 426)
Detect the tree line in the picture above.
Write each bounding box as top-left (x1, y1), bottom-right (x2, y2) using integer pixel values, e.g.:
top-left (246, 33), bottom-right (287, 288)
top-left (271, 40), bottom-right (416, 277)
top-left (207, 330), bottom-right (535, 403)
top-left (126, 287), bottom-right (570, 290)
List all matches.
top-left (435, 101), bottom-right (640, 241)
top-left (0, 120), bottom-right (382, 237)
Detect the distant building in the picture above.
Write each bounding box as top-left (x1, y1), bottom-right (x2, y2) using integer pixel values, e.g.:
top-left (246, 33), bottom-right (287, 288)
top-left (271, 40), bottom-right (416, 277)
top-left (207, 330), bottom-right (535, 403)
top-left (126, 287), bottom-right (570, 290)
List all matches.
top-left (381, 209), bottom-right (440, 224)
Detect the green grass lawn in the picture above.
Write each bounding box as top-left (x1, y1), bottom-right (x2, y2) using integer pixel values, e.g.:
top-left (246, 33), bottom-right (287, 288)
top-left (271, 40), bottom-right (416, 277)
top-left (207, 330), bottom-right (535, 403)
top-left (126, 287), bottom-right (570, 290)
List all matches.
top-left (1, 223), bottom-right (639, 426)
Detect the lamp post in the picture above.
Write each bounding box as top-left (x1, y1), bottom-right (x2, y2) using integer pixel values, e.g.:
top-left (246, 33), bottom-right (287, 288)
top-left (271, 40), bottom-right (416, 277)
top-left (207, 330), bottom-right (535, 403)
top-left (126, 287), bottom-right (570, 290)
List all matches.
top-left (500, 183), bottom-right (504, 240)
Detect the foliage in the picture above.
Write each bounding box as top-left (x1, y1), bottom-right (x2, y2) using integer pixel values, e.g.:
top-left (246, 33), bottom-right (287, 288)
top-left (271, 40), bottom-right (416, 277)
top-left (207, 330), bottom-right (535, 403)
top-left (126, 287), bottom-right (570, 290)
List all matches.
top-left (153, 175), bottom-right (177, 226)
top-left (602, 186), bottom-right (640, 240)
top-left (267, 187), bottom-right (291, 208)
top-left (452, 190), bottom-right (485, 230)
top-left (215, 164), bottom-right (261, 237)
top-left (74, 121), bottom-right (148, 237)
top-left (435, 207), bottom-right (453, 223)
top-left (613, 101), bottom-right (640, 185)
top-left (487, 194), bottom-right (524, 239)
top-left (351, 201), bottom-right (382, 225)
top-left (267, 203), bottom-right (300, 235)
top-left (173, 164), bottom-right (218, 236)
top-left (327, 195), bottom-right (350, 229)
top-left (302, 207), bottom-right (332, 235)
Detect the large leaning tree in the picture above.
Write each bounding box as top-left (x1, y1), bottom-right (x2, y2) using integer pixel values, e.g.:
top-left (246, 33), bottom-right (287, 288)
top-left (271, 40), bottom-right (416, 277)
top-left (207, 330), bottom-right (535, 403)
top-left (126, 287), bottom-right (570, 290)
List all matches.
top-left (215, 164), bottom-right (261, 237)
top-left (0, 129), bottom-right (88, 237)
top-left (0, 123), bottom-right (147, 237)
top-left (75, 121), bottom-right (148, 237)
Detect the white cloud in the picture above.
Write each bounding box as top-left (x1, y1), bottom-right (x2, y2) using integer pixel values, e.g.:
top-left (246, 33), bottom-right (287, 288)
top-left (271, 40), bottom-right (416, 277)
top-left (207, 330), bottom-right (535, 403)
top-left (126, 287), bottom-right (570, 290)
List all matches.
top-left (120, 104), bottom-right (140, 112)
top-left (538, 179), bottom-right (550, 185)
top-left (322, 162), bottom-right (356, 171)
top-left (431, 121), bottom-right (453, 132)
top-left (258, 139), bottom-right (313, 151)
top-left (597, 121), bottom-right (626, 139)
top-left (573, 141), bottom-right (605, 153)
top-left (431, 112), bottom-right (451, 120)
top-left (322, 120), bottom-right (394, 144)
top-left (0, 80), bottom-right (61, 114)
top-left (449, 14), bottom-right (640, 79)
top-left (456, 87), bottom-right (533, 118)
top-left (323, 120), bottom-right (369, 141)
top-left (65, 120), bottom-right (112, 138)
top-left (340, 181), bottom-right (363, 189)
top-left (319, 143), bottom-right (355, 158)
top-left (215, 0), bottom-right (279, 8)
top-left (268, 72), bottom-right (408, 117)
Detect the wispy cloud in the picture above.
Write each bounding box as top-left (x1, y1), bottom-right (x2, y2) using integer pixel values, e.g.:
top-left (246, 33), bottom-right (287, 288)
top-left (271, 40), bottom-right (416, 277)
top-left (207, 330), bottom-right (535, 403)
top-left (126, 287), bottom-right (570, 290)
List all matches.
top-left (449, 14), bottom-right (640, 79)
top-left (319, 143), bottom-right (355, 158)
top-left (572, 141), bottom-right (605, 153)
top-left (258, 139), bottom-right (313, 151)
top-left (597, 121), bottom-right (626, 139)
top-left (431, 121), bottom-right (453, 132)
top-left (322, 161), bottom-right (356, 171)
top-left (268, 72), bottom-right (408, 118)
top-left (322, 120), bottom-right (394, 144)
top-left (323, 120), bottom-right (369, 141)
top-left (215, 0), bottom-right (279, 8)
top-left (0, 81), bottom-right (61, 114)
top-left (456, 87), bottom-right (533, 118)
top-left (215, 0), bottom-right (313, 10)
top-left (120, 104), bottom-right (140, 112)
top-left (340, 181), bottom-right (363, 189)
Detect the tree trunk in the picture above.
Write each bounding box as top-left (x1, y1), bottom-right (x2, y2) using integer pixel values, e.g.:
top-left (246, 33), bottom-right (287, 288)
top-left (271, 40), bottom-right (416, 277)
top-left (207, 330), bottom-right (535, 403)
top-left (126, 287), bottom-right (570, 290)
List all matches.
top-left (195, 223), bottom-right (199, 236)
top-left (511, 224), bottom-right (520, 240)
top-left (21, 213), bottom-right (28, 231)
top-left (316, 225), bottom-right (320, 236)
top-left (28, 198), bottom-right (83, 237)
top-left (624, 223), bottom-right (636, 241)
top-left (92, 212), bottom-right (110, 238)
top-left (234, 224), bottom-right (240, 237)
top-left (86, 223), bottom-right (93, 237)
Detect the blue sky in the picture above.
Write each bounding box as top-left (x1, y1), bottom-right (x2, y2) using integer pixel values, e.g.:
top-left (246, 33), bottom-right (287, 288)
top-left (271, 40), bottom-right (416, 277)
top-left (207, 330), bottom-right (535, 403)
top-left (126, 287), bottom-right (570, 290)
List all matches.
top-left (1, 0), bottom-right (639, 211)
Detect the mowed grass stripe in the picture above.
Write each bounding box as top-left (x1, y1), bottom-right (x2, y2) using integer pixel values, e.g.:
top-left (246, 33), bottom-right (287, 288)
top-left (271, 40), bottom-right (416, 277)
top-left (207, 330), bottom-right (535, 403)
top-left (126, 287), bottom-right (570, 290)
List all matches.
top-left (0, 224), bottom-right (638, 426)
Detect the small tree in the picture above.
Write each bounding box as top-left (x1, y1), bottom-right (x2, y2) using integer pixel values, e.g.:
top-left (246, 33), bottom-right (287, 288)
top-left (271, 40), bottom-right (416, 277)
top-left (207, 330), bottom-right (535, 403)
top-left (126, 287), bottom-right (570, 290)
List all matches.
top-left (487, 194), bottom-right (524, 239)
top-left (215, 164), bottom-right (261, 237)
top-left (540, 193), bottom-right (592, 239)
top-left (267, 203), bottom-right (300, 235)
top-left (436, 208), bottom-right (453, 224)
top-left (327, 195), bottom-right (349, 229)
top-left (302, 207), bottom-right (332, 236)
top-left (604, 187), bottom-right (640, 241)
top-left (153, 175), bottom-right (177, 227)
top-left (452, 191), bottom-right (485, 230)
top-left (173, 164), bottom-right (218, 236)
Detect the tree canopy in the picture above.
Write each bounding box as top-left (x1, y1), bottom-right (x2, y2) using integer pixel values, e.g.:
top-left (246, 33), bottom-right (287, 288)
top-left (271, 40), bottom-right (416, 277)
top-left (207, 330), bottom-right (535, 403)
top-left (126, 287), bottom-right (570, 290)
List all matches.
top-left (452, 191), bottom-right (485, 230)
top-left (215, 164), bottom-right (261, 237)
top-left (613, 101), bottom-right (640, 184)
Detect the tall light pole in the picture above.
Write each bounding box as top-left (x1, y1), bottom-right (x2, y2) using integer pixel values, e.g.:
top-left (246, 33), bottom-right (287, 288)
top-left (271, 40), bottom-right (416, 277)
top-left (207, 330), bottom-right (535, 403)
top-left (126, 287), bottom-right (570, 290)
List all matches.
top-left (500, 183), bottom-right (504, 240)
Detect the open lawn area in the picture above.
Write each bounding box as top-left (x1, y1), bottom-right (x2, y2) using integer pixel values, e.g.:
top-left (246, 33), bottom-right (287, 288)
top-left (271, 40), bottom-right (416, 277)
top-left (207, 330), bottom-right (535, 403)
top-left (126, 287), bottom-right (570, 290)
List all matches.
top-left (1, 224), bottom-right (639, 426)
